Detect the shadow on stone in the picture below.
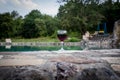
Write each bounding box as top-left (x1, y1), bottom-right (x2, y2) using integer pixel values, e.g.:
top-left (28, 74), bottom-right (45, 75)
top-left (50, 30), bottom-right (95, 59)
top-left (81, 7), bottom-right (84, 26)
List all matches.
top-left (76, 68), bottom-right (120, 80)
top-left (0, 62), bottom-right (120, 80)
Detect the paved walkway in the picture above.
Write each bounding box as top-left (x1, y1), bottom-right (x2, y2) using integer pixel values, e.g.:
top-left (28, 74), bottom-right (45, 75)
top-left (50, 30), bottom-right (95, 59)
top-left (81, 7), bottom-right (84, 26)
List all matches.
top-left (0, 50), bottom-right (120, 72)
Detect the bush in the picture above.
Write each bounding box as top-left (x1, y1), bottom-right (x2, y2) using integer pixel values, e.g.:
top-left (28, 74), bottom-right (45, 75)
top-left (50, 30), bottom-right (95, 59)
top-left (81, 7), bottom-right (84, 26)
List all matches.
top-left (66, 37), bottom-right (80, 42)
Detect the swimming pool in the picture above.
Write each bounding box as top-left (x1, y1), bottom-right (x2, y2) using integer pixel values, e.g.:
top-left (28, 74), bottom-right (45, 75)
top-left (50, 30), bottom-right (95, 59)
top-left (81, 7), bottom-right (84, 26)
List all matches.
top-left (0, 45), bottom-right (83, 52)
top-left (0, 45), bottom-right (119, 52)
top-left (0, 41), bottom-right (119, 52)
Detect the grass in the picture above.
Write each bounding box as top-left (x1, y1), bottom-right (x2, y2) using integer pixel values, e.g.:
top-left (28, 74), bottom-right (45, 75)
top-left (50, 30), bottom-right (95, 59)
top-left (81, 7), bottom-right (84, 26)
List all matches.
top-left (11, 37), bottom-right (59, 42)
top-left (0, 37), bottom-right (58, 42)
top-left (0, 37), bottom-right (81, 42)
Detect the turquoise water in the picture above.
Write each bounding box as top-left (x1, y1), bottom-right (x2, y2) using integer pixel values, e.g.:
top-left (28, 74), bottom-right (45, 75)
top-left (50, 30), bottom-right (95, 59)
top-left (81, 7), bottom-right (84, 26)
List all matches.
top-left (0, 46), bottom-right (83, 52)
top-left (0, 45), bottom-right (119, 52)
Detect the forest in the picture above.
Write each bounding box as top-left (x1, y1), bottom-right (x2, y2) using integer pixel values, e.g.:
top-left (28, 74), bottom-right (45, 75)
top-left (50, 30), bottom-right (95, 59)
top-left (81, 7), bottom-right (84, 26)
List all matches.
top-left (0, 0), bottom-right (120, 39)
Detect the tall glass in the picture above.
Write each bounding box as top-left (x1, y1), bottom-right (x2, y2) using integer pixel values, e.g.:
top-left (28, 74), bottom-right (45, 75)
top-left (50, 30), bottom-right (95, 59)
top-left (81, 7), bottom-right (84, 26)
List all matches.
top-left (57, 30), bottom-right (67, 51)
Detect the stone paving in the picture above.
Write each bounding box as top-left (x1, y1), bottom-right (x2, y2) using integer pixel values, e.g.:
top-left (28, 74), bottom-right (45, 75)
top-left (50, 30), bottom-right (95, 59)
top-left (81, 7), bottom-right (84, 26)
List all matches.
top-left (0, 49), bottom-right (120, 80)
top-left (0, 50), bottom-right (119, 70)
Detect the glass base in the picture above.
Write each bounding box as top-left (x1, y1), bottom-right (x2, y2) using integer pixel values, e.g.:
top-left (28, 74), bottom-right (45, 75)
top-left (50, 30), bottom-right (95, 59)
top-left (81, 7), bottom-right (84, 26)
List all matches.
top-left (59, 47), bottom-right (64, 51)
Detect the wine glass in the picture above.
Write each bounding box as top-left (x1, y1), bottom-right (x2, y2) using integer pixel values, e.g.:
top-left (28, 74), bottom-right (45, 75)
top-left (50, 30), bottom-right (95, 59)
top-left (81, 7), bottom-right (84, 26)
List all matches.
top-left (57, 30), bottom-right (67, 51)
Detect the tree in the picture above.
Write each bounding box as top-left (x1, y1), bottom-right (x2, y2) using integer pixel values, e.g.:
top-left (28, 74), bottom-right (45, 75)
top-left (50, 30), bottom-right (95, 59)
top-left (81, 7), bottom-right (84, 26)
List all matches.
top-left (11, 11), bottom-right (23, 37)
top-left (11, 10), bottom-right (19, 19)
top-left (34, 18), bottom-right (47, 36)
top-left (22, 10), bottom-right (46, 38)
top-left (99, 0), bottom-right (120, 32)
top-left (57, 0), bottom-right (104, 35)
top-left (42, 15), bottom-right (60, 36)
top-left (0, 12), bottom-right (14, 39)
top-left (117, 0), bottom-right (119, 3)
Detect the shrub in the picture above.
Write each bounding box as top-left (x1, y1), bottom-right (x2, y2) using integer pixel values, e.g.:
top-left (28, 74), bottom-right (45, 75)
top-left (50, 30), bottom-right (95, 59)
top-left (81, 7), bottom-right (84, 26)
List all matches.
top-left (67, 37), bottom-right (80, 42)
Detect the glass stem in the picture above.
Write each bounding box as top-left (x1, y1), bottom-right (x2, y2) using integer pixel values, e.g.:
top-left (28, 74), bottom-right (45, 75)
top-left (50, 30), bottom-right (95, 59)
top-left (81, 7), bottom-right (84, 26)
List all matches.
top-left (61, 41), bottom-right (64, 50)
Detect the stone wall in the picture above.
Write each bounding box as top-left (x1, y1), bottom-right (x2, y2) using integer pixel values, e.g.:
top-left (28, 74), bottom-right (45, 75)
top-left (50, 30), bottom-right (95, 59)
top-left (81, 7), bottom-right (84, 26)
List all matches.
top-left (113, 20), bottom-right (120, 45)
top-left (0, 42), bottom-right (82, 46)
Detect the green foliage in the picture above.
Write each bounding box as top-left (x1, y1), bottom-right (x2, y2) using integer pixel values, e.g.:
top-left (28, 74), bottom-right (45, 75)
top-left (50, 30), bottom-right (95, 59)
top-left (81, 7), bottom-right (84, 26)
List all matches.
top-left (42, 15), bottom-right (59, 36)
top-left (21, 10), bottom-right (60, 38)
top-left (11, 37), bottom-right (58, 42)
top-left (35, 18), bottom-right (47, 36)
top-left (0, 12), bottom-right (14, 39)
top-left (99, 1), bottom-right (120, 32)
top-left (67, 37), bottom-right (80, 42)
top-left (68, 32), bottom-right (80, 37)
top-left (11, 11), bottom-right (23, 37)
top-left (0, 0), bottom-right (120, 39)
top-left (21, 10), bottom-right (44, 38)
top-left (57, 0), bottom-right (105, 34)
top-left (57, 0), bottom-right (120, 34)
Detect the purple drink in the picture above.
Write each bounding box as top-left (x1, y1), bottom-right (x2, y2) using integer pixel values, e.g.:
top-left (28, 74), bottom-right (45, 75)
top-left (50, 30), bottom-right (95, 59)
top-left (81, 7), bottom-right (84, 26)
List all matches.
top-left (57, 34), bottom-right (67, 41)
top-left (57, 30), bottom-right (67, 51)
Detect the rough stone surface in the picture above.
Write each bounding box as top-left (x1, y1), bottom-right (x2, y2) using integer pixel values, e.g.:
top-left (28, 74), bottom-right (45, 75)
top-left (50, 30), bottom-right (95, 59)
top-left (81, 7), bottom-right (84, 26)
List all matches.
top-left (0, 62), bottom-right (119, 80)
top-left (113, 19), bottom-right (120, 46)
top-left (0, 50), bottom-right (120, 80)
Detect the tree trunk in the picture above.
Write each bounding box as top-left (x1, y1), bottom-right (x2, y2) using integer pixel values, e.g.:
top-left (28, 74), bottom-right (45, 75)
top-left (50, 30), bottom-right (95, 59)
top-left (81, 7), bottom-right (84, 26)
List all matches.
top-left (108, 0), bottom-right (112, 4)
top-left (117, 0), bottom-right (119, 3)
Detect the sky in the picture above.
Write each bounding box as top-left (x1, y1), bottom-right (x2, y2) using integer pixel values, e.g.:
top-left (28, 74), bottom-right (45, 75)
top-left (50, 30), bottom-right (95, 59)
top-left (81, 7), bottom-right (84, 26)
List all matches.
top-left (0, 0), bottom-right (61, 17)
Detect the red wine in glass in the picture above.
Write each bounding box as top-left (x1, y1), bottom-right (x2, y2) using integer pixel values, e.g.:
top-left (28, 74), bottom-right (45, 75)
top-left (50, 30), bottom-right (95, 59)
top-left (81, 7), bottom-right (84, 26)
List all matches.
top-left (57, 30), bottom-right (67, 50)
top-left (57, 34), bottom-right (67, 41)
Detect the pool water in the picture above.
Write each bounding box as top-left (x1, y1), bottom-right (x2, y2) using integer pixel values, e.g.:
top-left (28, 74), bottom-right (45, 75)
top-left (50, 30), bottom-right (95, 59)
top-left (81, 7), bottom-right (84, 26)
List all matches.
top-left (0, 46), bottom-right (83, 52)
top-left (0, 44), bottom-right (119, 52)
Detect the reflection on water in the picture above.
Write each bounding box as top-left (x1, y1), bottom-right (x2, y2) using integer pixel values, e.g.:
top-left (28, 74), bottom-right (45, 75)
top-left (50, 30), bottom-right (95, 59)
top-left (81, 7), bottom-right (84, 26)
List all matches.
top-left (5, 45), bottom-right (11, 49)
